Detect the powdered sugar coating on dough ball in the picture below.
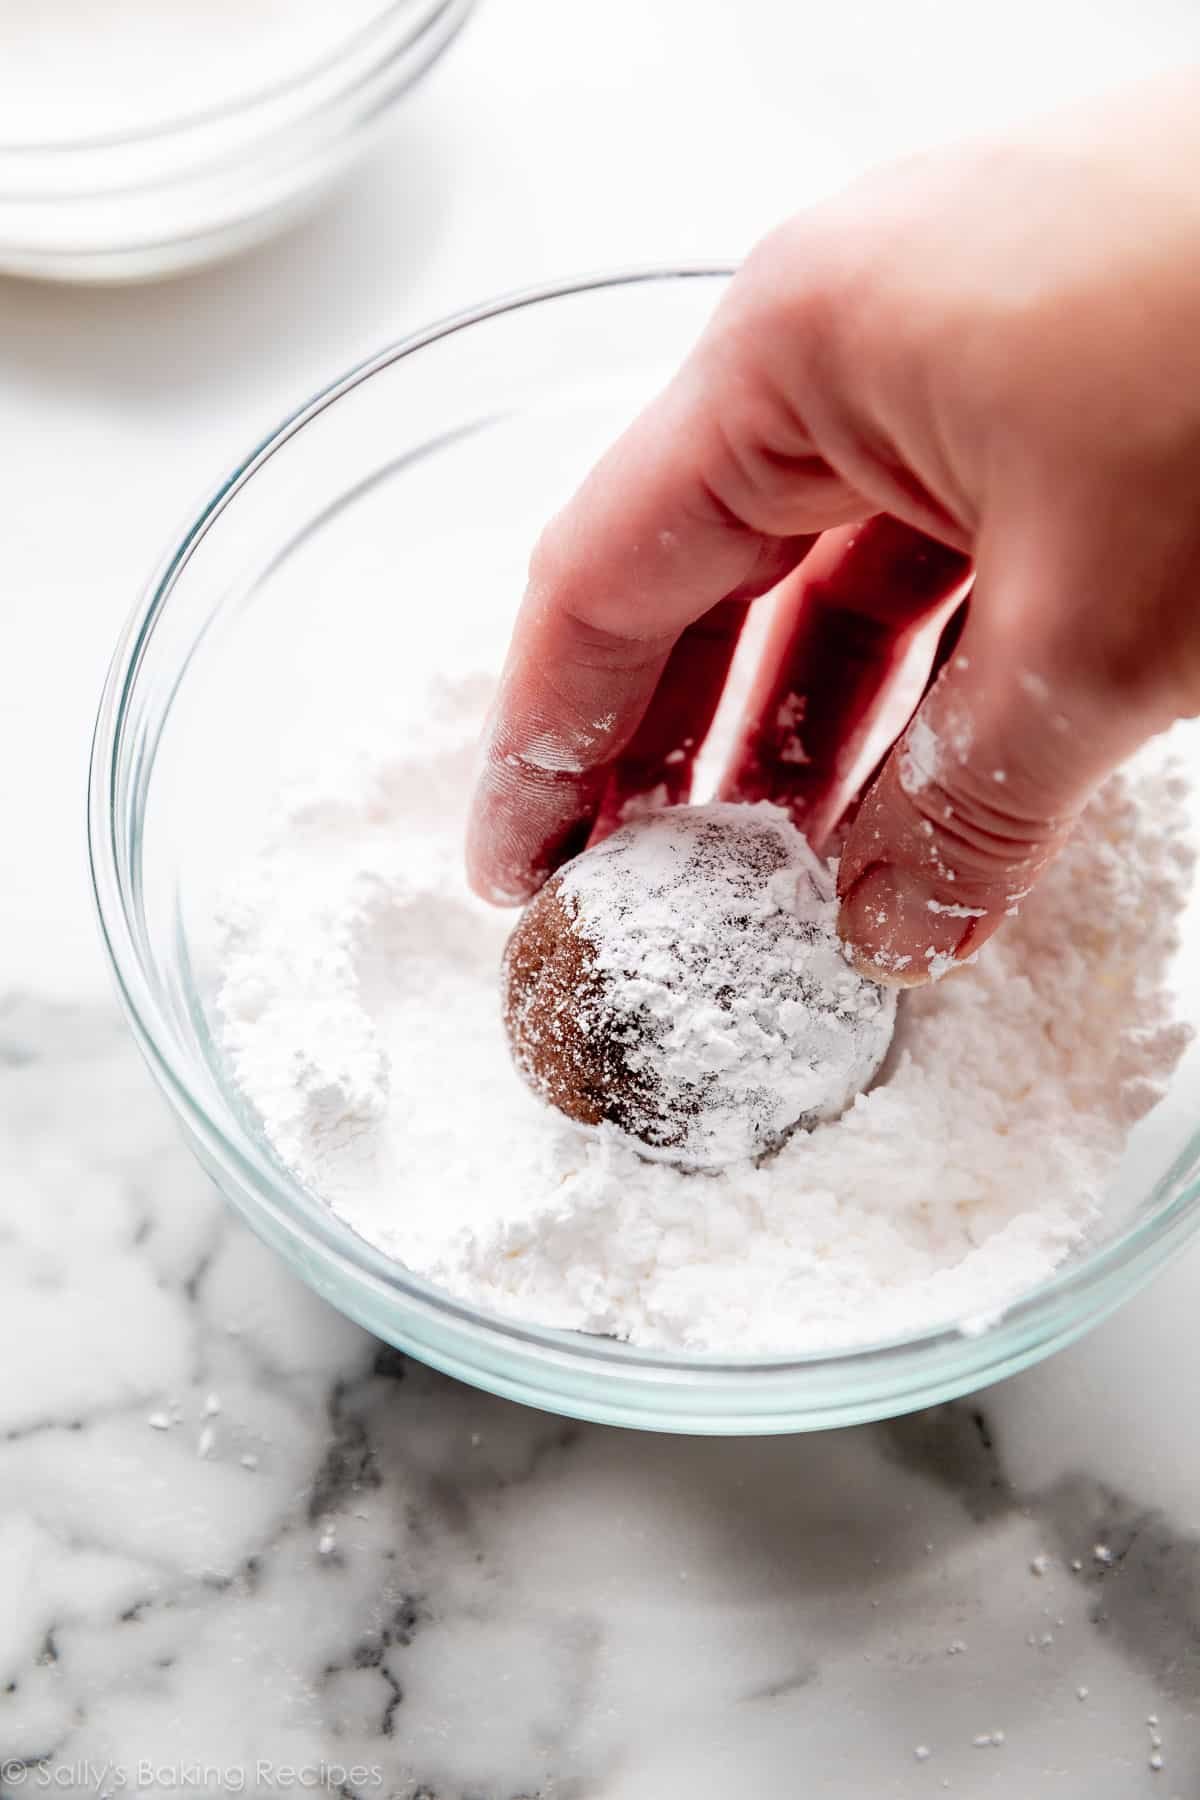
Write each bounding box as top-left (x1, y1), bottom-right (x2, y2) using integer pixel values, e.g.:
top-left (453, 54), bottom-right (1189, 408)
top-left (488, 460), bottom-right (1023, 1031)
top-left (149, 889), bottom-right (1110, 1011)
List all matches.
top-left (502, 802), bottom-right (897, 1167)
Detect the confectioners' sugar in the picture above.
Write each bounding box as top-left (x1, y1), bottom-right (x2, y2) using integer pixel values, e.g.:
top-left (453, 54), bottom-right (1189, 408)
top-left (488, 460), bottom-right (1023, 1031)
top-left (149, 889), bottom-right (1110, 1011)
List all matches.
top-left (0, 0), bottom-right (404, 142)
top-left (215, 675), bottom-right (1195, 1355)
top-left (504, 804), bottom-right (896, 1167)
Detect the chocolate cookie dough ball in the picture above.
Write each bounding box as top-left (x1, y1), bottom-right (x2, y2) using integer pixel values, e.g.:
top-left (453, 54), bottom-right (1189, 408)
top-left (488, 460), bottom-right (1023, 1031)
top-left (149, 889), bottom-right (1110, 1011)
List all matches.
top-left (502, 802), bottom-right (896, 1167)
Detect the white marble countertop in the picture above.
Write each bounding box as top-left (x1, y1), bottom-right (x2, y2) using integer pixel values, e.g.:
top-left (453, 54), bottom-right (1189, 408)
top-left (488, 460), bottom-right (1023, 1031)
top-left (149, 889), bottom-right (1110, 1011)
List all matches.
top-left (2, 1), bottom-right (1200, 1793)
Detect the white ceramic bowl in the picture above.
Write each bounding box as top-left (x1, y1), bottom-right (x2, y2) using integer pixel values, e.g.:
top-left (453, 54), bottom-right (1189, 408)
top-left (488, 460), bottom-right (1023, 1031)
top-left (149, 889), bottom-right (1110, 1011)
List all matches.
top-left (0, 0), bottom-right (475, 282)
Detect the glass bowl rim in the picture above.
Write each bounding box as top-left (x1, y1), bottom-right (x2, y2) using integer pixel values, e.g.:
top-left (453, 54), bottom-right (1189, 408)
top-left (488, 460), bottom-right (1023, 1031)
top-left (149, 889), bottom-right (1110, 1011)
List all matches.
top-left (0, 0), bottom-right (474, 156)
top-left (88, 262), bottom-right (1200, 1387)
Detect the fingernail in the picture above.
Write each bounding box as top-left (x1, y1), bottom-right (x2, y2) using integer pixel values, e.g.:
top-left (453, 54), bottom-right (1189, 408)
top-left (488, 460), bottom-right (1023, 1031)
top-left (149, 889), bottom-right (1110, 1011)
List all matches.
top-left (838, 864), bottom-right (985, 986)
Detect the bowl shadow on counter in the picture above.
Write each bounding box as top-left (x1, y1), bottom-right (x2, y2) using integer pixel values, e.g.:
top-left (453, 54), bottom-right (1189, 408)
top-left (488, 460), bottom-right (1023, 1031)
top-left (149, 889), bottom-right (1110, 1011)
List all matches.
top-left (0, 108), bottom-right (452, 408)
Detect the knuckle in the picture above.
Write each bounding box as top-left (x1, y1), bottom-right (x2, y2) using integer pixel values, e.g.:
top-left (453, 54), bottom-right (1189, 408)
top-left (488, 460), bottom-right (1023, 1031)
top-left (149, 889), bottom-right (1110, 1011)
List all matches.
top-left (699, 416), bottom-right (823, 541)
top-left (895, 758), bottom-right (1066, 902)
top-left (738, 210), bottom-right (868, 372)
top-left (525, 518), bottom-right (573, 608)
top-left (528, 530), bottom-right (668, 662)
top-left (696, 215), bottom-right (872, 539)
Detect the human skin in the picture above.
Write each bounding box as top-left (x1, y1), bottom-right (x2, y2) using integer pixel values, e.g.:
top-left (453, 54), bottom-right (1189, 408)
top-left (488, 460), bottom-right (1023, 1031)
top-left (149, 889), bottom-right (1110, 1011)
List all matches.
top-left (467, 72), bottom-right (1200, 983)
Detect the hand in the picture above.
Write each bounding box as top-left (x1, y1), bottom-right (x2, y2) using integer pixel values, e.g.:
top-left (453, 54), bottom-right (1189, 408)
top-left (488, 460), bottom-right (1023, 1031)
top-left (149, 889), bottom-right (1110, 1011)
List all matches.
top-left (467, 72), bottom-right (1200, 983)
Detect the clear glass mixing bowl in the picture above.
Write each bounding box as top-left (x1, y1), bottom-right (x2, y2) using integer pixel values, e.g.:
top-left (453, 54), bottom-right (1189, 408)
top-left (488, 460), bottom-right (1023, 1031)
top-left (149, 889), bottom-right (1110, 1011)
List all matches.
top-left (89, 268), bottom-right (1200, 1433)
top-left (0, 0), bottom-right (475, 282)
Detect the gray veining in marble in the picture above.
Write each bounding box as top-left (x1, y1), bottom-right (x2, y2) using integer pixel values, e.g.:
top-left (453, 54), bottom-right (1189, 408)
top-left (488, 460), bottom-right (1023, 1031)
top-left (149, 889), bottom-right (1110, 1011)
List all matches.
top-left (1, 998), bottom-right (1198, 1798)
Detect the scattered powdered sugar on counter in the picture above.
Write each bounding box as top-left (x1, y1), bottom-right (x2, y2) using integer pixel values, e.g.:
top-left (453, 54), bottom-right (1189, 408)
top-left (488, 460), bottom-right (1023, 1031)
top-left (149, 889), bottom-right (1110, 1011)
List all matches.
top-left (215, 675), bottom-right (1196, 1355)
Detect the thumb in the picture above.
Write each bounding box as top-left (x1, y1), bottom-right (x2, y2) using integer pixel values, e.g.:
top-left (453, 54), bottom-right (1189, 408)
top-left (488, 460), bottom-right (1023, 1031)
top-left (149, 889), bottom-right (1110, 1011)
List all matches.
top-left (835, 536), bottom-right (1174, 984)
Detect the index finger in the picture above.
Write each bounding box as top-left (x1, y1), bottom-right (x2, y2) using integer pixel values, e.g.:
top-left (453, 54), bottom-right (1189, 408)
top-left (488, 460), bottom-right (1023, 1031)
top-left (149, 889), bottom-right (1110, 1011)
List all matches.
top-left (465, 335), bottom-right (865, 905)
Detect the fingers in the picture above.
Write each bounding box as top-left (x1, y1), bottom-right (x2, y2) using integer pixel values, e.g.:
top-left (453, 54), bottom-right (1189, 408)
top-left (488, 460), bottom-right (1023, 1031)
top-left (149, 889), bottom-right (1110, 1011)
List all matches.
top-left (719, 517), bottom-right (971, 851)
top-left (467, 520), bottom-right (814, 904)
top-left (835, 594), bottom-right (972, 843)
top-left (466, 319), bottom-right (861, 904)
top-left (835, 521), bottom-right (1179, 985)
top-left (590, 597), bottom-right (756, 842)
